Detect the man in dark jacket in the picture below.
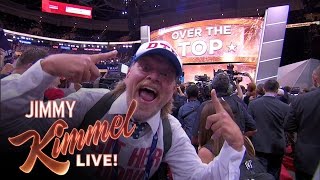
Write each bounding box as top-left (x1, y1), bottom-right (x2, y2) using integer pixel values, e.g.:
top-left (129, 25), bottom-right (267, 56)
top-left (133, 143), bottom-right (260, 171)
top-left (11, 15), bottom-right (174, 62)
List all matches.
top-left (248, 79), bottom-right (289, 180)
top-left (211, 73), bottom-right (257, 135)
top-left (191, 72), bottom-right (257, 150)
top-left (178, 85), bottom-right (200, 140)
top-left (285, 65), bottom-right (320, 180)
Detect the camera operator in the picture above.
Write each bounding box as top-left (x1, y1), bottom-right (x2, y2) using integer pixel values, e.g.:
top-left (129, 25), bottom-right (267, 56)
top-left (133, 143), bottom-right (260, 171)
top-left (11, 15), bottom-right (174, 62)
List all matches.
top-left (194, 74), bottom-right (212, 103)
top-left (211, 73), bottom-right (257, 136)
top-left (192, 72), bottom-right (257, 150)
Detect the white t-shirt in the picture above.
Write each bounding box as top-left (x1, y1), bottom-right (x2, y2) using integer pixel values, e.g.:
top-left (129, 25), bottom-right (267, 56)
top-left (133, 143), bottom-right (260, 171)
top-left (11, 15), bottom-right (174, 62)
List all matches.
top-left (1, 60), bottom-right (245, 179)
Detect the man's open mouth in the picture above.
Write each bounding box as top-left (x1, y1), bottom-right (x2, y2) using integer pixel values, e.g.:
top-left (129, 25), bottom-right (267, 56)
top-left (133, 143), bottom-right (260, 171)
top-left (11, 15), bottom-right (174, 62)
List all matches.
top-left (139, 87), bottom-right (158, 102)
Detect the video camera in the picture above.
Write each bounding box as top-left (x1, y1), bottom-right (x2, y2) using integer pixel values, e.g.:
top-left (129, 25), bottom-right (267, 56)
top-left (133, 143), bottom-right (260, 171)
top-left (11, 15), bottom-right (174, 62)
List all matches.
top-left (195, 74), bottom-right (210, 82)
top-left (214, 63), bottom-right (246, 83)
top-left (194, 74), bottom-right (211, 102)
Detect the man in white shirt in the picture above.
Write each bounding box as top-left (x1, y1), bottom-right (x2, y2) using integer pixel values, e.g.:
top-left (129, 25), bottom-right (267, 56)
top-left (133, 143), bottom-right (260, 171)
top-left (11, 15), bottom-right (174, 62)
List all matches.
top-left (1, 40), bottom-right (245, 179)
top-left (1, 48), bottom-right (48, 82)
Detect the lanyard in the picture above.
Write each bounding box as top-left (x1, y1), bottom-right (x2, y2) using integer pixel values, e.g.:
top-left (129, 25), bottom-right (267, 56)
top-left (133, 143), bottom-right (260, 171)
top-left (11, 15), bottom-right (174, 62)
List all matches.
top-left (144, 131), bottom-right (158, 180)
top-left (111, 127), bottom-right (159, 180)
top-left (111, 133), bottom-right (119, 179)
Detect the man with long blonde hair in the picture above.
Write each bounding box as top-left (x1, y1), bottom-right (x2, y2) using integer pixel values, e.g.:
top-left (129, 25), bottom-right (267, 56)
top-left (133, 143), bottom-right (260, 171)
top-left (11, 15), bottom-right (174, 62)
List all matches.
top-left (2, 41), bottom-right (245, 179)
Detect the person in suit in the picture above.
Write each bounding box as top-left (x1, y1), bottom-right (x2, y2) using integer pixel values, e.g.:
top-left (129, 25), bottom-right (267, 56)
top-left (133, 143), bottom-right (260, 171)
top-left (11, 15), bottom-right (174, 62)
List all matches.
top-left (248, 79), bottom-right (290, 180)
top-left (285, 65), bottom-right (320, 180)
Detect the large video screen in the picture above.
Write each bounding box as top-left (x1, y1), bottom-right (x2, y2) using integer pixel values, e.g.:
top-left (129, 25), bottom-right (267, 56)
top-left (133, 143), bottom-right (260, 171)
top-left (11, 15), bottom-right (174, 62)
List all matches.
top-left (42, 0), bottom-right (92, 19)
top-left (151, 18), bottom-right (264, 83)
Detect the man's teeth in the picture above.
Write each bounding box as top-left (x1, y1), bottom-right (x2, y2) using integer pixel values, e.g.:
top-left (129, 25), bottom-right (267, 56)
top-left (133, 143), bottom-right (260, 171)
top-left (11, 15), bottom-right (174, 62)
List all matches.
top-left (144, 87), bottom-right (156, 94)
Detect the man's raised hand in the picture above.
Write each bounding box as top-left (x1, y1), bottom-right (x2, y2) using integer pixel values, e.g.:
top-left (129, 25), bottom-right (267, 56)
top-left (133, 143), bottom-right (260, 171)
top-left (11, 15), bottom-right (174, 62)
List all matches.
top-left (41, 50), bottom-right (117, 83)
top-left (205, 89), bottom-right (244, 151)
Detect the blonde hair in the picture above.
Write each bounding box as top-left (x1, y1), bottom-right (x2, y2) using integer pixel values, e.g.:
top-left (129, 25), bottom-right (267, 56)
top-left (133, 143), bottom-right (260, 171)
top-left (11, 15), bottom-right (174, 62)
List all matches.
top-left (198, 100), bottom-right (234, 156)
top-left (198, 100), bottom-right (255, 158)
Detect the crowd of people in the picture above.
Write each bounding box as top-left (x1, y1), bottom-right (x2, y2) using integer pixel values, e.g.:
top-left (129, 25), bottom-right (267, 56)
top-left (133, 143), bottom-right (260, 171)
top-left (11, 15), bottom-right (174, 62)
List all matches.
top-left (171, 64), bottom-right (320, 180)
top-left (0, 39), bottom-right (320, 180)
top-left (0, 39), bottom-right (135, 77)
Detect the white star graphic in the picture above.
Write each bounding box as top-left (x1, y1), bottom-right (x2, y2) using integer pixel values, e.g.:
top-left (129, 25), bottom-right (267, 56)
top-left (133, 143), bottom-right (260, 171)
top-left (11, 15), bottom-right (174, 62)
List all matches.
top-left (227, 43), bottom-right (237, 52)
